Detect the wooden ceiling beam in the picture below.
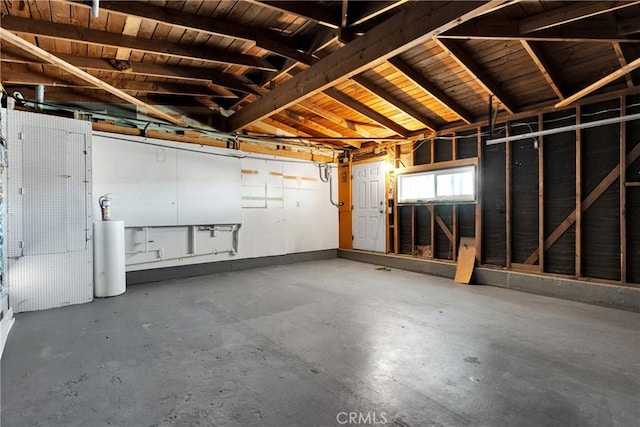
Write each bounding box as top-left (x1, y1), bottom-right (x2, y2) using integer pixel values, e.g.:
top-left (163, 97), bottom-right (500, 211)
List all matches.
top-left (0, 16), bottom-right (277, 71)
top-left (387, 56), bottom-right (474, 124)
top-left (519, 1), bottom-right (640, 33)
top-left (324, 87), bottom-right (410, 137)
top-left (1, 68), bottom-right (231, 98)
top-left (0, 46), bottom-right (259, 95)
top-left (442, 18), bottom-right (640, 43)
top-left (282, 110), bottom-right (344, 138)
top-left (348, 0), bottom-right (409, 28)
top-left (70, 0), bottom-right (314, 65)
top-left (435, 38), bottom-right (517, 114)
top-left (520, 40), bottom-right (566, 100)
top-left (556, 56), bottom-right (640, 107)
top-left (612, 42), bottom-right (635, 88)
top-left (254, 1), bottom-right (341, 29)
top-left (298, 101), bottom-right (373, 138)
top-left (226, 1), bottom-right (506, 131)
top-left (351, 75), bottom-right (438, 131)
top-left (0, 27), bottom-right (186, 126)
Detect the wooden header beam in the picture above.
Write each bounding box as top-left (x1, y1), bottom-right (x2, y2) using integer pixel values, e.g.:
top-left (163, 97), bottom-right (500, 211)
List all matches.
top-left (0, 27), bottom-right (186, 126)
top-left (227, 1), bottom-right (507, 131)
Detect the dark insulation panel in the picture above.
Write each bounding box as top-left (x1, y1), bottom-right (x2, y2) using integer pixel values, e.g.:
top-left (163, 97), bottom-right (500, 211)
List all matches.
top-left (435, 205), bottom-right (454, 259)
top-left (543, 111), bottom-right (576, 275)
top-left (626, 96), bottom-right (640, 283)
top-left (456, 130), bottom-right (478, 159)
top-left (435, 138), bottom-right (453, 162)
top-left (413, 139), bottom-right (431, 165)
top-left (582, 99), bottom-right (620, 281)
top-left (415, 206), bottom-right (431, 247)
top-left (398, 206), bottom-right (413, 255)
top-left (511, 121), bottom-right (539, 264)
top-left (482, 128), bottom-right (506, 266)
top-left (457, 204), bottom-right (476, 242)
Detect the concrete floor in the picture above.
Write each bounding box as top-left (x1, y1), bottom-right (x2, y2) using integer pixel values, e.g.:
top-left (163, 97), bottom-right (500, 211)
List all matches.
top-left (2, 259), bottom-right (639, 427)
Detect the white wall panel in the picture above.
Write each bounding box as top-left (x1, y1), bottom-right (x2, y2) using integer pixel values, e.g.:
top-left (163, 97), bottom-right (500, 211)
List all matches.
top-left (7, 111), bottom-right (93, 312)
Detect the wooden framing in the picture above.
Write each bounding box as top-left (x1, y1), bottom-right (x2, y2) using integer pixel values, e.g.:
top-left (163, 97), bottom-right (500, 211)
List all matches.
top-left (520, 40), bottom-right (566, 100)
top-left (612, 43), bottom-right (635, 89)
top-left (475, 128), bottom-right (483, 263)
top-left (505, 123), bottom-right (512, 270)
top-left (575, 106), bottom-right (582, 277)
top-left (620, 97), bottom-right (627, 283)
top-left (538, 114), bottom-right (545, 273)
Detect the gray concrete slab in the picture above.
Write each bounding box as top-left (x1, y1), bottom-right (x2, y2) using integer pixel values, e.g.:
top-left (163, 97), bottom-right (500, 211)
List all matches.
top-left (2, 259), bottom-right (639, 426)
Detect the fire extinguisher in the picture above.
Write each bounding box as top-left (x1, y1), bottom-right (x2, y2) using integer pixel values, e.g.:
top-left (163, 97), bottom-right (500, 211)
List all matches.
top-left (99, 194), bottom-right (112, 221)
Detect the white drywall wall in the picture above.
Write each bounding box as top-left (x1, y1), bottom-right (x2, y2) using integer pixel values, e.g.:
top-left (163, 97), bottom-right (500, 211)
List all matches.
top-left (92, 132), bottom-right (338, 271)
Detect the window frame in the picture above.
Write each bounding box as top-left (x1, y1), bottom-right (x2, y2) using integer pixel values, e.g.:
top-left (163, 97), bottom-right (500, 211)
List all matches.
top-left (395, 159), bottom-right (478, 205)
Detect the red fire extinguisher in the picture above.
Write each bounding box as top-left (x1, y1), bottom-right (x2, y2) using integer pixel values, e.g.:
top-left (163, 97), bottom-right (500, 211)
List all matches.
top-left (99, 194), bottom-right (112, 221)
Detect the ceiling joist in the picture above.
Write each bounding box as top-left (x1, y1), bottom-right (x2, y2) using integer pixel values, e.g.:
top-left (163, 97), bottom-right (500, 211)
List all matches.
top-left (0, 26), bottom-right (186, 126)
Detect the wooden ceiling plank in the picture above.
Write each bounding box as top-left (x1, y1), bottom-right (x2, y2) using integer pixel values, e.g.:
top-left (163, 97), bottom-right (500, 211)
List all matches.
top-left (520, 40), bottom-right (566, 100)
top-left (70, 0), bottom-right (315, 64)
top-left (556, 56), bottom-right (640, 107)
top-left (443, 18), bottom-right (640, 43)
top-left (351, 74), bottom-right (438, 130)
top-left (115, 16), bottom-right (142, 60)
top-left (612, 42), bottom-right (636, 88)
top-left (387, 56), bottom-right (474, 124)
top-left (519, 1), bottom-right (640, 33)
top-left (348, 0), bottom-right (409, 28)
top-left (298, 100), bottom-right (372, 138)
top-left (227, 1), bottom-right (506, 131)
top-left (619, 15), bottom-right (640, 35)
top-left (0, 27), bottom-right (186, 126)
top-left (0, 46), bottom-right (260, 95)
top-left (324, 87), bottom-right (410, 137)
top-left (435, 38), bottom-right (518, 114)
top-left (1, 16), bottom-right (277, 71)
top-left (254, 1), bottom-right (341, 29)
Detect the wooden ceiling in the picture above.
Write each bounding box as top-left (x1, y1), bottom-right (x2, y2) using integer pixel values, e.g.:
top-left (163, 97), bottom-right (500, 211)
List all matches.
top-left (1, 0), bottom-right (639, 149)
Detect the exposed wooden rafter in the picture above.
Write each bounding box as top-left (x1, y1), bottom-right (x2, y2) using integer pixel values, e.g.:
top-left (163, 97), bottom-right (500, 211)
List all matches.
top-left (1, 46), bottom-right (261, 95)
top-left (556, 56), bottom-right (640, 107)
top-left (69, 0), bottom-right (315, 65)
top-left (324, 87), bottom-right (410, 137)
top-left (434, 38), bottom-right (518, 114)
top-left (0, 27), bottom-right (186, 126)
top-left (2, 66), bottom-right (233, 98)
top-left (618, 15), bottom-right (640, 35)
top-left (254, 1), bottom-right (341, 29)
top-left (442, 18), bottom-right (640, 43)
top-left (282, 110), bottom-right (344, 138)
top-left (519, 1), bottom-right (640, 33)
top-left (348, 0), bottom-right (409, 28)
top-left (227, 1), bottom-right (506, 131)
top-left (0, 16), bottom-right (277, 71)
top-left (298, 101), bottom-right (373, 138)
top-left (520, 40), bottom-right (566, 100)
top-left (387, 57), bottom-right (474, 124)
top-left (351, 74), bottom-right (438, 130)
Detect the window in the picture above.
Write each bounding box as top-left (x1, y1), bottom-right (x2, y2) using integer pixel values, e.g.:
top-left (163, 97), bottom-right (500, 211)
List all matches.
top-left (397, 165), bottom-right (476, 203)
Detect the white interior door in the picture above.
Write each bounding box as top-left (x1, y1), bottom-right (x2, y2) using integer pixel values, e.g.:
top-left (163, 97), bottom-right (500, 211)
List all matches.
top-left (352, 161), bottom-right (385, 252)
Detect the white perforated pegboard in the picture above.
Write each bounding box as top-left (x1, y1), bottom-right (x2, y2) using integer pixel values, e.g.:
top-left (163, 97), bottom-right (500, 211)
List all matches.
top-left (7, 110), bottom-right (93, 312)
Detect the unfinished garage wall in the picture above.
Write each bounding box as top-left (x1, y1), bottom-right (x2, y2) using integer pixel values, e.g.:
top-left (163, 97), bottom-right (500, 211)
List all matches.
top-left (401, 92), bottom-right (639, 286)
top-left (92, 133), bottom-right (338, 272)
